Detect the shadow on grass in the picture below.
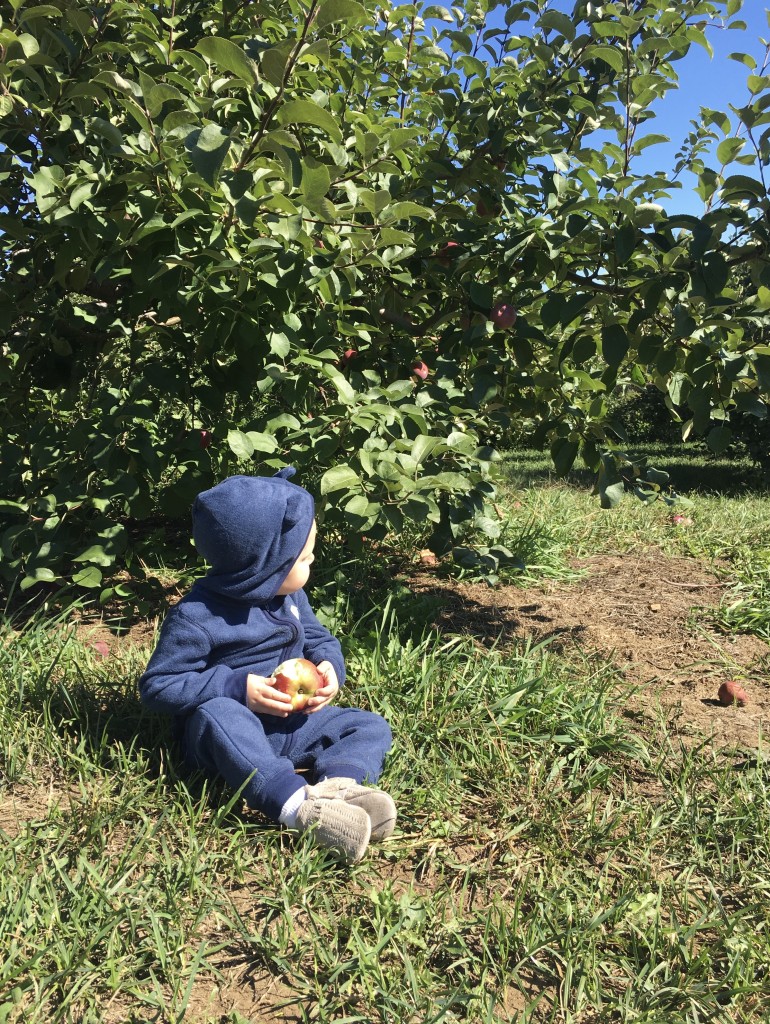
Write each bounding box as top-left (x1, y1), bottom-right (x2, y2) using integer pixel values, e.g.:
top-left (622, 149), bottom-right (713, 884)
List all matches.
top-left (341, 577), bottom-right (587, 656)
top-left (507, 444), bottom-right (769, 497)
top-left (30, 677), bottom-right (246, 812)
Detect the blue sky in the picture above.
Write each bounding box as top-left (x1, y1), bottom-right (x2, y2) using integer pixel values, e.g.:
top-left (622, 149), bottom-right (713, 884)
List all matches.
top-left (435, 1), bottom-right (769, 216)
top-left (631, 4), bottom-right (769, 213)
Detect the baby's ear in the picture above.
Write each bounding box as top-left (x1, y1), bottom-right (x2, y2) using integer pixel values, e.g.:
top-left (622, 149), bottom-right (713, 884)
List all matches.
top-left (273, 467), bottom-right (297, 481)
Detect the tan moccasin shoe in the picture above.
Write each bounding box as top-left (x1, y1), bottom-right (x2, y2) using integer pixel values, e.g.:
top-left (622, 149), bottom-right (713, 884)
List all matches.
top-left (306, 778), bottom-right (397, 842)
top-left (295, 796), bottom-right (371, 863)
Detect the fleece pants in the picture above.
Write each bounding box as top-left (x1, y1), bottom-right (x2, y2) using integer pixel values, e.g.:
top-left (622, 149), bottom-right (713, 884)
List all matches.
top-left (182, 697), bottom-right (393, 821)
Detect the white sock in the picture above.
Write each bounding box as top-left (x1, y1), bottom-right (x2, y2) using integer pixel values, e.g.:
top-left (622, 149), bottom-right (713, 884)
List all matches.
top-left (278, 787), bottom-right (307, 828)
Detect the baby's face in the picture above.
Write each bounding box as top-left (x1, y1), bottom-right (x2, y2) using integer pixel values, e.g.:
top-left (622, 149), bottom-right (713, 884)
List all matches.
top-left (276, 521), bottom-right (317, 596)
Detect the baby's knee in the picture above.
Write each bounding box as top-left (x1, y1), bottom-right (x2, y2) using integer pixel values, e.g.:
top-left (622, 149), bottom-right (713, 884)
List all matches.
top-left (185, 697), bottom-right (254, 749)
top-left (341, 707), bottom-right (392, 747)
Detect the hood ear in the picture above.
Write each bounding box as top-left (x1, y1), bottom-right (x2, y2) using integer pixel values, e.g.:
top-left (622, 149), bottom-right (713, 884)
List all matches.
top-left (273, 467), bottom-right (297, 481)
top-left (192, 473), bottom-right (314, 602)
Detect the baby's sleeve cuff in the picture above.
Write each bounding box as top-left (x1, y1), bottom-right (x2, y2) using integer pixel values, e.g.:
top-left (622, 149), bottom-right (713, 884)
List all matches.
top-left (223, 667), bottom-right (250, 704)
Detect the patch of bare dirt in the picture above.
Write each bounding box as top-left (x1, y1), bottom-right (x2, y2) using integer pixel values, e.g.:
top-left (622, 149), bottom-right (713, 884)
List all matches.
top-left (0, 782), bottom-right (76, 838)
top-left (407, 548), bottom-right (770, 751)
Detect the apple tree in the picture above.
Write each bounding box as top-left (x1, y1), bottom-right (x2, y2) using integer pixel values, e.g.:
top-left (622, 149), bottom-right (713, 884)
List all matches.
top-left (0, 0), bottom-right (768, 598)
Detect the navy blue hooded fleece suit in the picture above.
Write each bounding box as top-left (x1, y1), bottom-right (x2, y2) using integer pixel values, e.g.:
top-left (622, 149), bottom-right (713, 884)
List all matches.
top-left (139, 471), bottom-right (392, 822)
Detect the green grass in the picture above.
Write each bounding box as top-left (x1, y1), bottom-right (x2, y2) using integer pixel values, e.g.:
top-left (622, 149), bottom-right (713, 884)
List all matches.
top-left (497, 445), bottom-right (770, 642)
top-left (1, 451), bottom-right (770, 1023)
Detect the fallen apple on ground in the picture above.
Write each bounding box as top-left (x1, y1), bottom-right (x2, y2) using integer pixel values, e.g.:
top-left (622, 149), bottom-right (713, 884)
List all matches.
top-left (270, 658), bottom-right (323, 711)
top-left (717, 680), bottom-right (749, 707)
top-left (671, 514), bottom-right (693, 526)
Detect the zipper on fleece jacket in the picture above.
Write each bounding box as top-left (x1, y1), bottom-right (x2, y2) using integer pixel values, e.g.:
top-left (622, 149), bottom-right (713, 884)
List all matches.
top-left (266, 607), bottom-right (302, 756)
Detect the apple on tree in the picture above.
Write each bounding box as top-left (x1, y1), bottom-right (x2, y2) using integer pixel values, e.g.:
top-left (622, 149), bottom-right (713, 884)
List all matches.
top-left (490, 302), bottom-right (516, 330)
top-left (270, 658), bottom-right (323, 711)
top-left (476, 198), bottom-right (501, 218)
top-left (411, 360), bottom-right (429, 380)
top-left (436, 240), bottom-right (461, 264)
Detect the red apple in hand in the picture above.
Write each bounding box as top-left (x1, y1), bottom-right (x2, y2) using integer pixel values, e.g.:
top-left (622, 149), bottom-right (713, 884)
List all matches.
top-left (490, 302), bottom-right (517, 330)
top-left (270, 658), bottom-right (323, 711)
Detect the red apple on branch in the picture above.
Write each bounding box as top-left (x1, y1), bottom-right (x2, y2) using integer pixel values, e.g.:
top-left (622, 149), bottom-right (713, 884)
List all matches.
top-left (340, 348), bottom-right (358, 368)
top-left (199, 430), bottom-right (213, 449)
top-left (490, 302), bottom-right (517, 330)
top-left (270, 658), bottom-right (323, 712)
top-left (437, 240), bottom-right (461, 263)
top-left (476, 199), bottom-right (501, 218)
top-left (412, 360), bottom-right (429, 380)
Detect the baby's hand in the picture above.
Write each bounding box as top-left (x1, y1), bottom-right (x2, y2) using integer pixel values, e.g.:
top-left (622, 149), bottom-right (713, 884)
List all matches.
top-left (304, 661), bottom-right (339, 714)
top-left (246, 673), bottom-right (294, 717)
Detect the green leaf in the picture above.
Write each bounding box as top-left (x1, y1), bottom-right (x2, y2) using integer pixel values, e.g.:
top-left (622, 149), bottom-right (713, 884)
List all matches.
top-left (720, 174), bottom-right (765, 200)
top-left (270, 332), bottom-right (291, 358)
top-left (227, 429), bottom-right (254, 459)
top-left (20, 568), bottom-right (57, 591)
top-left (706, 424), bottom-right (732, 455)
top-left (381, 201), bottom-right (435, 223)
top-left (72, 566), bottom-right (103, 588)
top-left (196, 37), bottom-right (258, 84)
top-left (601, 323), bottom-right (629, 368)
top-left (261, 46), bottom-right (290, 88)
top-left (185, 124), bottom-right (231, 185)
top-left (300, 160), bottom-right (331, 211)
top-left (316, 0), bottom-right (368, 29)
top-left (551, 437), bottom-right (579, 476)
top-left (423, 5), bottom-right (453, 21)
top-left (539, 10), bottom-right (576, 40)
top-left (73, 545), bottom-right (114, 567)
top-left (18, 5), bottom-right (64, 21)
top-left (0, 500), bottom-right (28, 515)
top-left (245, 431), bottom-right (278, 453)
top-left (584, 45), bottom-right (624, 74)
top-left (716, 137), bottom-right (745, 165)
top-left (600, 481), bottom-right (625, 509)
top-left (320, 465), bottom-right (361, 494)
top-left (728, 51), bottom-right (756, 68)
top-left (344, 495), bottom-right (379, 519)
top-left (276, 100), bottom-right (342, 143)
top-left (412, 435), bottom-right (443, 465)
top-left (323, 367), bottom-right (356, 404)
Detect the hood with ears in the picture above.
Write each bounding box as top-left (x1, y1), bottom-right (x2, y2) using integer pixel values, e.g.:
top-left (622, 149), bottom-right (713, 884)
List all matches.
top-left (191, 469), bottom-right (315, 603)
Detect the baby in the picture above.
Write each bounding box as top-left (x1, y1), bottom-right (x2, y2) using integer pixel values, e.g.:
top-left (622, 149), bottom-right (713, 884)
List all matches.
top-left (140, 470), bottom-right (395, 863)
